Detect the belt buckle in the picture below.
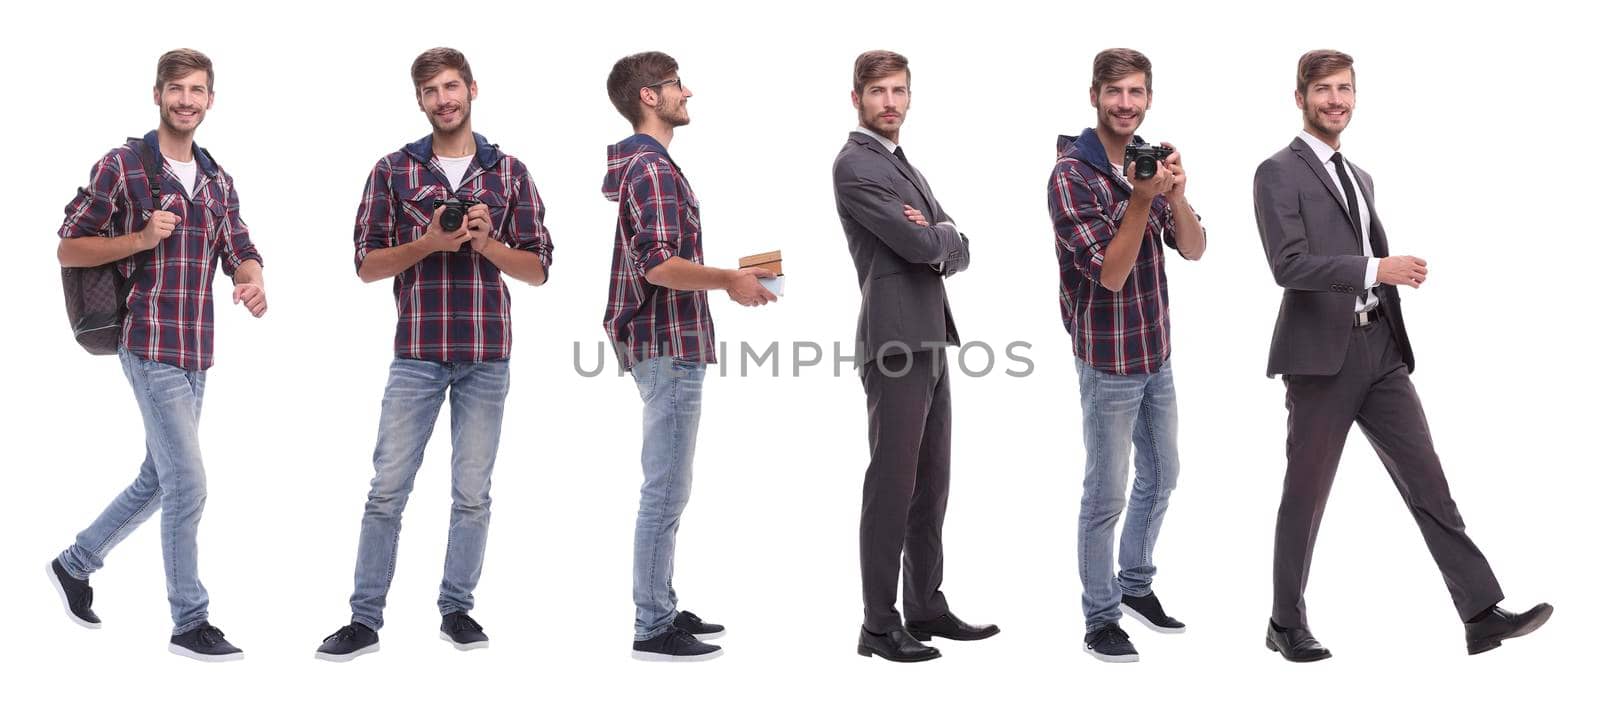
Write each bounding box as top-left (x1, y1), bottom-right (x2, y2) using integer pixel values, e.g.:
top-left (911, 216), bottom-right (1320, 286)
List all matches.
top-left (1355, 309), bottom-right (1375, 327)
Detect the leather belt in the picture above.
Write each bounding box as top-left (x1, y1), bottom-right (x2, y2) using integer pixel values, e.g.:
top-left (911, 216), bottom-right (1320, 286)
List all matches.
top-left (1354, 307), bottom-right (1382, 327)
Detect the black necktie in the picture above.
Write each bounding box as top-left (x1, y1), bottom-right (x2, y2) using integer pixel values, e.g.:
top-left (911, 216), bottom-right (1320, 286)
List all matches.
top-left (1332, 152), bottom-right (1376, 306)
top-left (1330, 152), bottom-right (1363, 246)
top-left (893, 146), bottom-right (909, 166)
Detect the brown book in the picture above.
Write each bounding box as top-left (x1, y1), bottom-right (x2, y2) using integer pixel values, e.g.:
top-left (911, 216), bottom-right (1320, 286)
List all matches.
top-left (738, 250), bottom-right (783, 276)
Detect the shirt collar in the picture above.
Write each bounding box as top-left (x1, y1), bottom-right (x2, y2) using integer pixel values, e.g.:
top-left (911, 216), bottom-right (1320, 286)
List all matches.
top-left (143, 129), bottom-right (217, 175)
top-left (853, 126), bottom-right (898, 154)
top-left (1298, 129), bottom-right (1341, 165)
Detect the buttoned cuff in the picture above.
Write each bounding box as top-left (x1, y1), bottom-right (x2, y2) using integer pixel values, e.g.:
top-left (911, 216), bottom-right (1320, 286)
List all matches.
top-left (1364, 258), bottom-right (1380, 289)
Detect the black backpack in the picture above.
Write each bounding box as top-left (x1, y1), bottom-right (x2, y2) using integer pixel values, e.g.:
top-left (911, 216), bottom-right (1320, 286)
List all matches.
top-left (60, 138), bottom-right (164, 355)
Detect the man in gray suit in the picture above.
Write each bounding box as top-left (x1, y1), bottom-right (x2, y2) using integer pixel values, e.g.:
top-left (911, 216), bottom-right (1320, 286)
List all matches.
top-left (1254, 49), bottom-right (1551, 662)
top-left (832, 50), bottom-right (996, 663)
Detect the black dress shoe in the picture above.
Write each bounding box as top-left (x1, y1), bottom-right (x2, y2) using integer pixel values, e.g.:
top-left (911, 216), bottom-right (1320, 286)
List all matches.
top-left (857, 626), bottom-right (941, 662)
top-left (1265, 620), bottom-right (1331, 663)
top-left (1466, 603), bottom-right (1553, 655)
top-left (906, 612), bottom-right (1000, 642)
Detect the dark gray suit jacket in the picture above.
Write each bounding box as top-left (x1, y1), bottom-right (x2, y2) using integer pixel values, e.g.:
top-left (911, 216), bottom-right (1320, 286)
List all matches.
top-left (1254, 137), bottom-right (1414, 377)
top-left (833, 131), bottom-right (970, 363)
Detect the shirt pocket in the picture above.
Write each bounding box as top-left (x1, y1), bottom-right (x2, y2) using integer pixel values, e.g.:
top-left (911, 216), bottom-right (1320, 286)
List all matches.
top-left (396, 186), bottom-right (442, 242)
top-left (469, 190), bottom-right (509, 239)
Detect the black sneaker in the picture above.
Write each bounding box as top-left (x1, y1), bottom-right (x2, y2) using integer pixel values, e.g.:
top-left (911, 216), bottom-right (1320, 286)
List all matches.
top-left (1121, 592), bottom-right (1186, 634)
top-left (169, 623), bottom-right (244, 662)
top-left (632, 627), bottom-right (723, 662)
top-left (1084, 623), bottom-right (1139, 663)
top-left (672, 610), bottom-right (726, 640)
top-left (47, 560), bottom-right (101, 629)
top-left (440, 612), bottom-right (489, 651)
top-left (315, 622), bottom-right (380, 662)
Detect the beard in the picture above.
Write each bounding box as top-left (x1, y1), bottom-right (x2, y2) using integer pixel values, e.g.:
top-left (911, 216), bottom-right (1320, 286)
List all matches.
top-left (857, 106), bottom-right (903, 138)
top-left (655, 97), bottom-right (690, 127)
top-left (159, 104), bottom-right (205, 136)
top-left (1302, 104), bottom-right (1350, 139)
top-left (428, 101), bottom-right (473, 134)
top-left (1095, 103), bottom-right (1144, 139)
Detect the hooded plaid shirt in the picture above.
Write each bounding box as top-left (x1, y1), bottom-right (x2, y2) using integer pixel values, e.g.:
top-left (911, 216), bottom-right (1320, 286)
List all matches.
top-left (1049, 128), bottom-right (1201, 376)
top-left (58, 130), bottom-right (262, 371)
top-left (353, 133), bottom-right (553, 362)
top-left (600, 134), bottom-right (716, 371)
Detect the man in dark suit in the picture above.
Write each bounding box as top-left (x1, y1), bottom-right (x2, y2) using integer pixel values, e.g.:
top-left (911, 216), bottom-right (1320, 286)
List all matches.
top-left (832, 50), bottom-right (996, 663)
top-left (1253, 49), bottom-right (1552, 662)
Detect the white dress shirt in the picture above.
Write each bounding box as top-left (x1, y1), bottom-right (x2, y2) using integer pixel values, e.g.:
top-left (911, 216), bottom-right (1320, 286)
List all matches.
top-left (1299, 130), bottom-right (1380, 312)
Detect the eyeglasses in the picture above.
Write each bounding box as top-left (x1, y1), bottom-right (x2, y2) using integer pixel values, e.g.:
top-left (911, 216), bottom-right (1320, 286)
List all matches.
top-left (642, 77), bottom-right (686, 93)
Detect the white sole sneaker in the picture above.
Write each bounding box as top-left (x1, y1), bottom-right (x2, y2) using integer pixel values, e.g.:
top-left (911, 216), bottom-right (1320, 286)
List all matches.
top-left (439, 632), bottom-right (489, 651)
top-left (631, 647), bottom-right (724, 662)
top-left (1121, 603), bottom-right (1187, 634)
top-left (692, 630), bottom-right (727, 641)
top-left (1083, 644), bottom-right (1140, 663)
top-left (315, 643), bottom-right (381, 663)
top-left (46, 562), bottom-right (101, 630)
top-left (168, 644), bottom-right (244, 663)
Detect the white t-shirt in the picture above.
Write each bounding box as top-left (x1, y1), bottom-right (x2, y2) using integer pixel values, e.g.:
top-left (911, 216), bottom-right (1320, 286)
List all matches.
top-left (166, 157), bottom-right (197, 200)
top-left (437, 154), bottom-right (474, 192)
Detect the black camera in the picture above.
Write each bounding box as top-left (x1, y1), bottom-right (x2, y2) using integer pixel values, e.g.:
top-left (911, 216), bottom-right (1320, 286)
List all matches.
top-left (438, 198), bottom-right (478, 232)
top-left (1123, 141), bottom-right (1174, 180)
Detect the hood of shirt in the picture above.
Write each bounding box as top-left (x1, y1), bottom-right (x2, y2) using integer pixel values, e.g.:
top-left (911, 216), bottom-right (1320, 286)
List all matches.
top-left (601, 133), bottom-right (672, 203)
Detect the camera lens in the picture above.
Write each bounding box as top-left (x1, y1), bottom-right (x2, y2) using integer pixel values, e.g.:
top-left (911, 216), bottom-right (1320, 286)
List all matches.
top-left (1135, 155), bottom-right (1158, 180)
top-left (440, 204), bottom-right (464, 232)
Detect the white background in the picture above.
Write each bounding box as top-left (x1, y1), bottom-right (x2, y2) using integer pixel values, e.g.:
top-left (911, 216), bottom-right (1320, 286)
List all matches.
top-left (2, 0), bottom-right (1592, 706)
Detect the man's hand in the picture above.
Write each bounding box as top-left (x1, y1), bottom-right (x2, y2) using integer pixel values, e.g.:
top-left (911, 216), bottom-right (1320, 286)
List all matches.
top-left (136, 210), bottom-right (179, 251)
top-left (1161, 142), bottom-right (1188, 202)
top-left (726, 267), bottom-right (778, 307)
top-left (1378, 255), bottom-right (1428, 288)
top-left (904, 204), bottom-right (928, 227)
top-left (1127, 160), bottom-right (1175, 201)
top-left (465, 203), bottom-right (495, 253)
top-left (421, 204), bottom-right (472, 252)
top-left (232, 282), bottom-right (267, 317)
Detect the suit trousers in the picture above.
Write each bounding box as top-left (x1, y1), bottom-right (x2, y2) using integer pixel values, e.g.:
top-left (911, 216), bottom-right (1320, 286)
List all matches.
top-left (859, 349), bottom-right (953, 633)
top-left (1272, 316), bottom-right (1504, 628)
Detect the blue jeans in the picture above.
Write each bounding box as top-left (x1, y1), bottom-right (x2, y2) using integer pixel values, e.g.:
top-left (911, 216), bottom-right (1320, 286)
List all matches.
top-left (58, 349), bottom-right (211, 634)
top-left (1075, 358), bottom-right (1181, 632)
top-left (630, 356), bottom-right (705, 640)
top-left (349, 358), bottom-right (509, 630)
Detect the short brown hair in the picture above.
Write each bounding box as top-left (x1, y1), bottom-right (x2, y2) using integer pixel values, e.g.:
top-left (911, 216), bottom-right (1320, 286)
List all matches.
top-left (412, 47), bottom-right (473, 93)
top-left (155, 49), bottom-right (213, 91)
top-left (1297, 49), bottom-right (1355, 95)
top-left (607, 51), bottom-right (680, 127)
top-left (852, 50), bottom-right (910, 95)
top-left (1091, 48), bottom-right (1152, 93)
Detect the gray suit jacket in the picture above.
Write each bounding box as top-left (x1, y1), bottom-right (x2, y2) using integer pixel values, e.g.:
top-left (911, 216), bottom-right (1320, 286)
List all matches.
top-left (833, 131), bottom-right (970, 363)
top-left (1254, 137), bottom-right (1414, 377)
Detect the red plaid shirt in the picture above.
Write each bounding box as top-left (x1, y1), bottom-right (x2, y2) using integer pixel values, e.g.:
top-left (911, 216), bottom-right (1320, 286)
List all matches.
top-left (600, 134), bottom-right (716, 371)
top-left (1049, 129), bottom-right (1200, 376)
top-left (58, 131), bottom-right (262, 371)
top-left (353, 133), bottom-right (553, 362)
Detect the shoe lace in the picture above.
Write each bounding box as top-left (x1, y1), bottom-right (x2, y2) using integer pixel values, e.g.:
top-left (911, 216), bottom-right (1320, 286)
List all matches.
top-left (668, 628), bottom-right (703, 649)
top-left (1094, 625), bottom-right (1130, 645)
top-left (324, 624), bottom-right (361, 643)
top-left (449, 614), bottom-right (483, 632)
top-left (678, 610), bottom-right (701, 625)
top-left (197, 625), bottom-right (227, 647)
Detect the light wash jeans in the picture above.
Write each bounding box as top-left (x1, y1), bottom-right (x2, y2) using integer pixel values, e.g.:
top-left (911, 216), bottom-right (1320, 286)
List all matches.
top-left (1075, 358), bottom-right (1181, 632)
top-left (58, 348), bottom-right (212, 634)
top-left (630, 356), bottom-right (705, 640)
top-left (348, 358), bottom-right (509, 630)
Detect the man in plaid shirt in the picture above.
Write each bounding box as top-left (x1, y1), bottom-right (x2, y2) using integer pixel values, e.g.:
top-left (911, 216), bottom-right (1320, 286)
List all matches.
top-left (47, 49), bottom-right (265, 663)
top-left (315, 48), bottom-right (552, 662)
top-left (1048, 49), bottom-right (1205, 663)
top-left (602, 51), bottom-right (776, 662)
